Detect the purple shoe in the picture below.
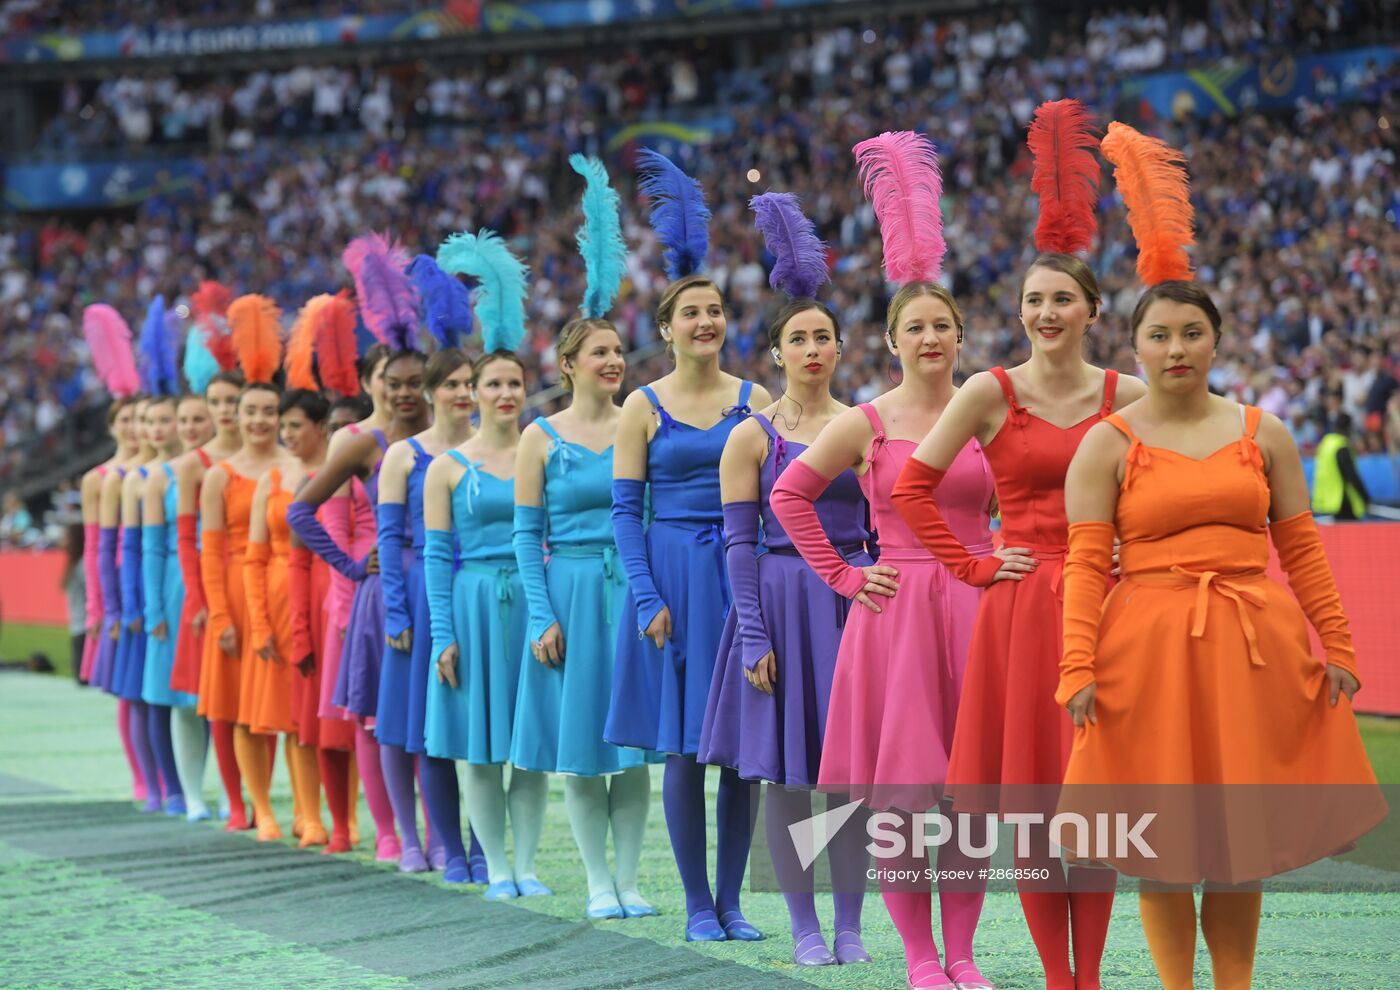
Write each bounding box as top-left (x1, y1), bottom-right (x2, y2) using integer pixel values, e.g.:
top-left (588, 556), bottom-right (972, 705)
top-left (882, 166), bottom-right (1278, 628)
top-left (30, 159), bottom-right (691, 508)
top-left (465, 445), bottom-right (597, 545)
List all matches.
top-left (834, 929), bottom-right (872, 965)
top-left (398, 846), bottom-right (430, 874)
top-left (792, 931), bottom-right (836, 966)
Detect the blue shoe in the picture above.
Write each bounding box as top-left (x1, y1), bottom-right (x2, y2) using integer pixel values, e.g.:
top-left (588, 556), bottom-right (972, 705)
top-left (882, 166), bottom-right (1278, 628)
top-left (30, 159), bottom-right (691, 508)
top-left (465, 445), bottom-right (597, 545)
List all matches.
top-left (586, 890), bottom-right (624, 920)
top-left (187, 808), bottom-right (212, 823)
top-left (719, 910), bottom-right (764, 941)
top-left (515, 877), bottom-right (552, 897)
top-left (163, 795), bottom-right (187, 818)
top-left (685, 909), bottom-right (727, 942)
top-left (469, 854), bottom-right (489, 884)
top-left (442, 857), bottom-right (471, 884)
top-left (617, 889), bottom-right (658, 918)
top-left (485, 880), bottom-right (519, 901)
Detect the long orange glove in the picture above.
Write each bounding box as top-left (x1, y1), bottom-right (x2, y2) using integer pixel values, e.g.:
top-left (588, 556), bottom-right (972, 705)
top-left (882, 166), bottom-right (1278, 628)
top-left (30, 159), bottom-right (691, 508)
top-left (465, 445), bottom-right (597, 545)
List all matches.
top-left (200, 528), bottom-right (232, 646)
top-left (1055, 521), bottom-right (1114, 707)
top-left (244, 539), bottom-right (273, 652)
top-left (1270, 511), bottom-right (1360, 684)
top-left (890, 455), bottom-right (1003, 587)
top-left (177, 513), bottom-right (206, 614)
top-left (289, 545), bottom-right (315, 667)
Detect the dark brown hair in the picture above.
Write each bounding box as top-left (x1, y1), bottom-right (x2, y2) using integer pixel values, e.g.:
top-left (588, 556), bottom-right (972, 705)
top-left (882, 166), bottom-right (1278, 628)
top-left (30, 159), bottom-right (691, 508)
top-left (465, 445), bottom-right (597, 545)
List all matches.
top-left (424, 348), bottom-right (472, 392)
top-left (472, 350), bottom-right (526, 385)
top-left (1020, 252), bottom-right (1102, 318)
top-left (359, 343), bottom-right (392, 386)
top-left (1130, 280), bottom-right (1223, 344)
top-left (105, 395), bottom-right (139, 427)
top-left (768, 300), bottom-right (842, 351)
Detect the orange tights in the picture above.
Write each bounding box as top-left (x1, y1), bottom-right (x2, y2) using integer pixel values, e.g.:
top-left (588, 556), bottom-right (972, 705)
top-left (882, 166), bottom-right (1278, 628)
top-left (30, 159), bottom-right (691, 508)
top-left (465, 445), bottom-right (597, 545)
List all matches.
top-left (1138, 890), bottom-right (1262, 990)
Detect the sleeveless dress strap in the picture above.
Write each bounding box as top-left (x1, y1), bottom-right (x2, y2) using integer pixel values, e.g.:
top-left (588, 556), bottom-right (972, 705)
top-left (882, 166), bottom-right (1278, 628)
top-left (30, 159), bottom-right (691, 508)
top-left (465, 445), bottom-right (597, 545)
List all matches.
top-left (1106, 415), bottom-right (1152, 490)
top-left (346, 423), bottom-right (361, 435)
top-left (535, 417), bottom-right (575, 468)
top-left (406, 436), bottom-right (427, 460)
top-left (269, 467), bottom-right (282, 493)
top-left (1238, 405), bottom-right (1266, 474)
top-left (138, 465), bottom-right (149, 479)
top-left (535, 418), bottom-right (564, 444)
top-left (161, 462), bottom-right (176, 483)
top-left (723, 380), bottom-right (754, 417)
top-left (989, 366), bottom-right (1029, 425)
top-left (195, 448), bottom-right (212, 468)
top-left (445, 449), bottom-right (471, 469)
top-left (370, 428), bottom-right (389, 453)
top-left (752, 413), bottom-right (787, 483)
top-left (858, 402), bottom-right (888, 465)
top-left (637, 385), bottom-right (676, 432)
top-left (1242, 404), bottom-right (1263, 438)
top-left (1100, 369), bottom-right (1120, 415)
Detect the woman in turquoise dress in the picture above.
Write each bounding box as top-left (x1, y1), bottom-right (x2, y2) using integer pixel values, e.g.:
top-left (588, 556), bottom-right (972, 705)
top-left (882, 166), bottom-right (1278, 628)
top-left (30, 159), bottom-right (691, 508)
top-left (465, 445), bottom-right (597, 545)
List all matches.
top-left (512, 318), bottom-right (655, 920)
top-left (604, 274), bottom-right (772, 941)
top-left (423, 351), bottom-right (549, 901)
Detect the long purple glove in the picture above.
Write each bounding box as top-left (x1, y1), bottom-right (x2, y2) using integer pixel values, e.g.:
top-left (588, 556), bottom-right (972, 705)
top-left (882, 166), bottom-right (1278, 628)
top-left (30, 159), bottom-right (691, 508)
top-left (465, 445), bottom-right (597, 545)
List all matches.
top-left (288, 500), bottom-right (367, 582)
top-left (722, 501), bottom-right (773, 670)
top-left (141, 524), bottom-right (168, 630)
top-left (120, 524), bottom-right (143, 626)
top-left (611, 478), bottom-right (665, 632)
top-left (377, 501), bottom-right (410, 640)
top-left (512, 504), bottom-right (558, 645)
top-left (99, 525), bottom-right (120, 618)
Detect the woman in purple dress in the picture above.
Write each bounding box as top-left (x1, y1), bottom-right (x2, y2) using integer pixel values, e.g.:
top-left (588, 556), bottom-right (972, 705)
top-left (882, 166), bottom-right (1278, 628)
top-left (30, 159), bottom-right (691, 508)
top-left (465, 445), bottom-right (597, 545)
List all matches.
top-left (698, 295), bottom-right (877, 968)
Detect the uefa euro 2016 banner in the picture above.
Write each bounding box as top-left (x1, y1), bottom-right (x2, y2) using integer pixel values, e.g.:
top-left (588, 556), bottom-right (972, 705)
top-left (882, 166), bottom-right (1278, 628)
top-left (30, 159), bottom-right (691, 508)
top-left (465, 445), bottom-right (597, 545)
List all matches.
top-left (1130, 44), bottom-right (1400, 120)
top-left (2, 0), bottom-right (827, 63)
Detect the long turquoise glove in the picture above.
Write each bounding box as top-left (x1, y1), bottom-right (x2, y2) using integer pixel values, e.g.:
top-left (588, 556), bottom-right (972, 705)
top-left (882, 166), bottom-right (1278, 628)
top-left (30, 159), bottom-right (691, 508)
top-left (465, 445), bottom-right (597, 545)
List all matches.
top-left (424, 528), bottom-right (457, 666)
top-left (512, 505), bottom-right (558, 645)
top-left (141, 523), bottom-right (168, 630)
top-left (377, 502), bottom-right (410, 640)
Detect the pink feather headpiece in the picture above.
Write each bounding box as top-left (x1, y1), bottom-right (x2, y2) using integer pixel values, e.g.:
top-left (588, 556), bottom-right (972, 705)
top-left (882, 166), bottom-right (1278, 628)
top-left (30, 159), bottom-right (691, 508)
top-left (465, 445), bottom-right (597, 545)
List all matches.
top-left (82, 304), bottom-right (141, 399)
top-left (852, 131), bottom-right (946, 284)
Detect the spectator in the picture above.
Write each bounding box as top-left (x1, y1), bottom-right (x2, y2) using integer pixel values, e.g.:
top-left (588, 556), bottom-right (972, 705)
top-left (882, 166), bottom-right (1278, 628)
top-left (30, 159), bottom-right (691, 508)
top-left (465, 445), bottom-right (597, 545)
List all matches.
top-left (1313, 412), bottom-right (1371, 520)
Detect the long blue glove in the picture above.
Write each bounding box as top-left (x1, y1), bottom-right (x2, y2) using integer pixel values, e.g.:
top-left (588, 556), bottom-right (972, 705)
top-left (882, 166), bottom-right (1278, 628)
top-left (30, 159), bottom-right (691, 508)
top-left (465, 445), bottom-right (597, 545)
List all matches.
top-left (611, 478), bottom-right (665, 632)
top-left (99, 526), bottom-right (120, 618)
top-left (288, 500), bottom-right (367, 582)
top-left (512, 504), bottom-right (558, 645)
top-left (142, 524), bottom-right (168, 630)
top-left (722, 501), bottom-right (773, 670)
top-left (120, 524), bottom-right (143, 626)
top-left (424, 528), bottom-right (457, 666)
top-left (377, 501), bottom-right (410, 640)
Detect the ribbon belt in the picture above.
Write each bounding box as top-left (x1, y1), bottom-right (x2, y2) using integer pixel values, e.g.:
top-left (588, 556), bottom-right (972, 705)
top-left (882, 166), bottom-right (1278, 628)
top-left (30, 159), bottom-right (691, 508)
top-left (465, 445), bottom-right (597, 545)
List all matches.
top-left (459, 558), bottom-right (517, 624)
top-left (546, 544), bottom-right (620, 624)
top-left (1132, 567), bottom-right (1268, 667)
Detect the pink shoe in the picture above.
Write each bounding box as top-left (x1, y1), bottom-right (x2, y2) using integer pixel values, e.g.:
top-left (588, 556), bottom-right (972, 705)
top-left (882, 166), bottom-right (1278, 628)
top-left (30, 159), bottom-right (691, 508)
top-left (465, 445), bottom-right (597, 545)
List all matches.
top-left (376, 833), bottom-right (402, 862)
top-left (947, 959), bottom-right (995, 990)
top-left (908, 960), bottom-right (956, 990)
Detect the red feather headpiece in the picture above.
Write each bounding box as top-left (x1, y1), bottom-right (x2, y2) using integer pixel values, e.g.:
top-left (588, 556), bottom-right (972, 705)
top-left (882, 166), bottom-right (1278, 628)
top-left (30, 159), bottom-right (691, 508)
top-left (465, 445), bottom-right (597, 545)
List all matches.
top-left (1027, 99), bottom-right (1101, 255)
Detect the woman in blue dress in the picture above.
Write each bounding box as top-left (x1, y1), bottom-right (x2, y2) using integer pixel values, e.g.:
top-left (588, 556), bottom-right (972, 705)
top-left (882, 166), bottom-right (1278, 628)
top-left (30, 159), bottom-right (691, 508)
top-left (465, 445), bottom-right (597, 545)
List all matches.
top-left (605, 273), bottom-right (773, 941)
top-left (512, 318), bottom-right (655, 919)
top-left (141, 392), bottom-right (215, 819)
top-left (423, 351), bottom-right (549, 901)
top-left (376, 346), bottom-right (480, 882)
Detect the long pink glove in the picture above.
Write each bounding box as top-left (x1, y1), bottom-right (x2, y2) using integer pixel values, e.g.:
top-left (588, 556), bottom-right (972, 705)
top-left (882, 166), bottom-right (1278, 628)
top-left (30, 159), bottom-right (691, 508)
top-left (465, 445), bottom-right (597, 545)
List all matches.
top-left (770, 460), bottom-right (866, 599)
top-left (322, 494), bottom-right (355, 631)
top-left (83, 521), bottom-right (102, 628)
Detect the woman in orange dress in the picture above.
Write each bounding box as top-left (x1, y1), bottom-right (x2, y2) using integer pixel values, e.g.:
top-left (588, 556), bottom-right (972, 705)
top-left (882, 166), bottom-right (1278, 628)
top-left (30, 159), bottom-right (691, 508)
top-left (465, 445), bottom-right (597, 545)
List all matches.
top-left (244, 388), bottom-right (330, 844)
top-left (199, 294), bottom-right (285, 839)
top-left (1058, 280), bottom-right (1386, 990)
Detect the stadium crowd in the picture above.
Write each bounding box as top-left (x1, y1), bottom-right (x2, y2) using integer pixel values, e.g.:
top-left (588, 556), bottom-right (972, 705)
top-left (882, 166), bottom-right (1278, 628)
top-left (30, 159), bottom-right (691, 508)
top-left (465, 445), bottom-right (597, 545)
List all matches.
top-left (2, 7), bottom-right (1399, 533)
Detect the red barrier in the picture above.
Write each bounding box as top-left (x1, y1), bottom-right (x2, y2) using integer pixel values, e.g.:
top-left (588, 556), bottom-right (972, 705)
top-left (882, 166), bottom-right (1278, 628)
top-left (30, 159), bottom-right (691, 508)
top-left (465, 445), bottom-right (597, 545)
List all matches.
top-left (2, 526), bottom-right (1397, 712)
top-left (0, 548), bottom-right (69, 626)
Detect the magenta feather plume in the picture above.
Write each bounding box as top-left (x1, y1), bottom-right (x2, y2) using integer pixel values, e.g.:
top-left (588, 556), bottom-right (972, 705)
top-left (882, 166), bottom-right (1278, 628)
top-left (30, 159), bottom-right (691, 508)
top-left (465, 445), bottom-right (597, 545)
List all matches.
top-left (852, 131), bottom-right (946, 284)
top-left (83, 304), bottom-right (141, 399)
top-left (342, 232), bottom-right (419, 353)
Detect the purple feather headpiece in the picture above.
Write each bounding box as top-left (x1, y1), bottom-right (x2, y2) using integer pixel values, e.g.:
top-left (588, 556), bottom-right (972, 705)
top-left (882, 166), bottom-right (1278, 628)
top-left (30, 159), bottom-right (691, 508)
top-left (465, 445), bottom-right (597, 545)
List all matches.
top-left (342, 232), bottom-right (419, 353)
top-left (749, 192), bottom-right (830, 300)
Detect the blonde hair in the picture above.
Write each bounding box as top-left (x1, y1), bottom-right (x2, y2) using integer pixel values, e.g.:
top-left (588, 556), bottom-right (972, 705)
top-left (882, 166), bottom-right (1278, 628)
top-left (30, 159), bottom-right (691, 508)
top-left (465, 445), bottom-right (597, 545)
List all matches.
top-left (885, 282), bottom-right (964, 337)
top-left (556, 318), bottom-right (618, 392)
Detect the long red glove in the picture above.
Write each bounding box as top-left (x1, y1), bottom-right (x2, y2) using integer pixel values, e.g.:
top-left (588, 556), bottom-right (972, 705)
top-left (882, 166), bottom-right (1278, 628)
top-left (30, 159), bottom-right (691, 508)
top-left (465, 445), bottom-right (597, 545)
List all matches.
top-left (890, 455), bottom-right (1003, 587)
top-left (288, 545), bottom-right (314, 667)
top-left (1270, 511), bottom-right (1360, 684)
top-left (243, 539), bottom-right (273, 650)
top-left (769, 460), bottom-right (866, 599)
top-left (1055, 521), bottom-right (1114, 707)
top-left (200, 528), bottom-right (232, 645)
top-left (176, 513), bottom-right (206, 615)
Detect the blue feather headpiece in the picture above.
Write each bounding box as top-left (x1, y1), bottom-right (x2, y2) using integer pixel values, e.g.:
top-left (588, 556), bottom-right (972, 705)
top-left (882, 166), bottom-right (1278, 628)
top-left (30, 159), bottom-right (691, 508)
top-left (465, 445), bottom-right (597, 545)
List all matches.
top-left (436, 229), bottom-right (529, 354)
top-left (138, 296), bottom-right (180, 396)
top-left (183, 322), bottom-right (220, 396)
top-left (636, 148), bottom-right (710, 281)
top-left (569, 154), bottom-right (628, 318)
top-left (749, 192), bottom-right (830, 300)
top-left (408, 254), bottom-right (473, 350)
